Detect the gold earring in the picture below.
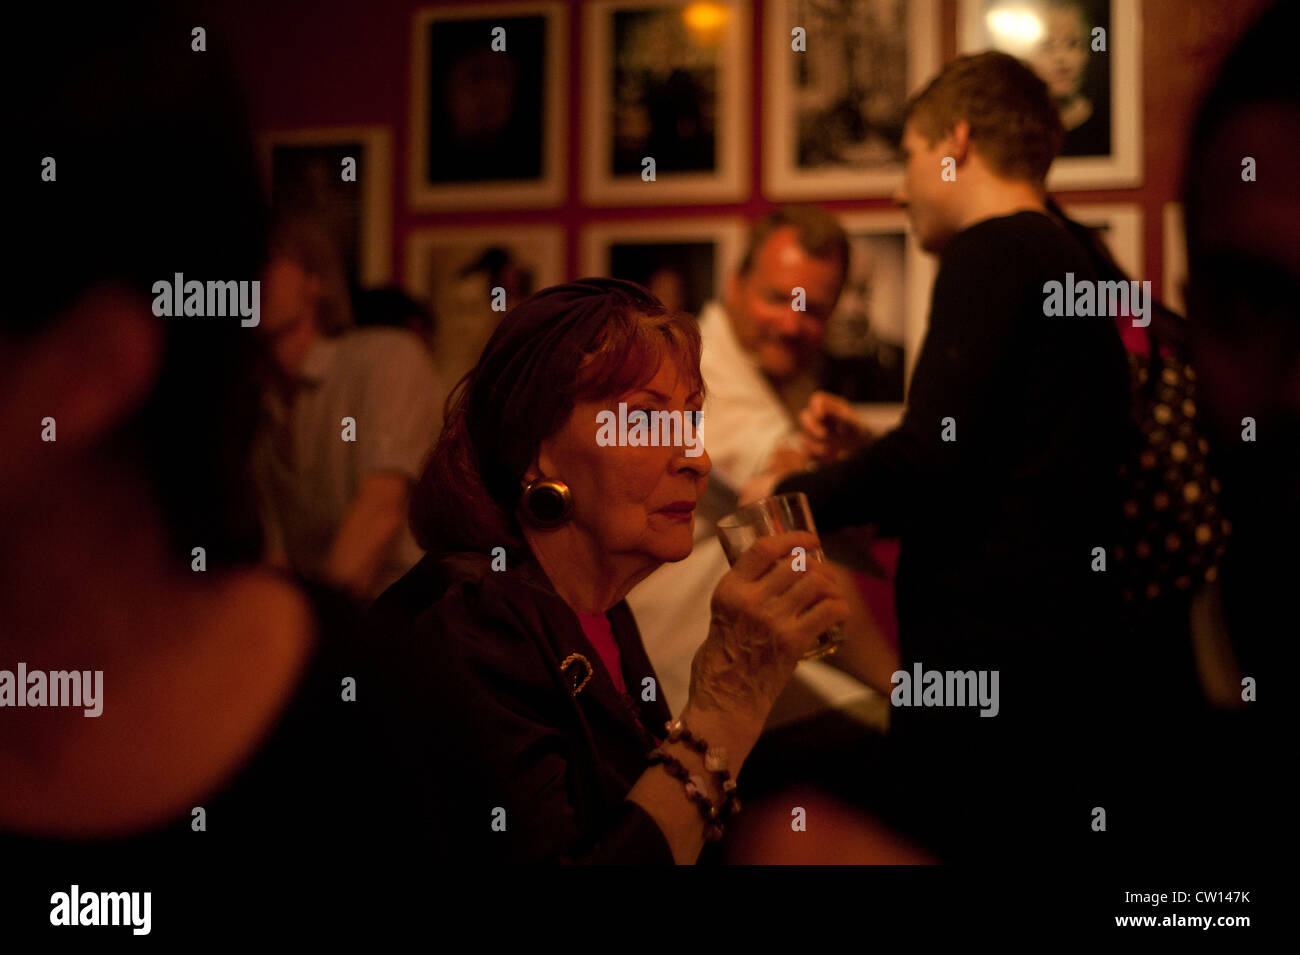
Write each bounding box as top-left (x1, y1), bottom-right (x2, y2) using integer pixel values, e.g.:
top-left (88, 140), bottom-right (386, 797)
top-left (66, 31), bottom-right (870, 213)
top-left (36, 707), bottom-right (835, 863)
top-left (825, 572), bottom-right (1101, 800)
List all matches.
top-left (522, 478), bottom-right (573, 528)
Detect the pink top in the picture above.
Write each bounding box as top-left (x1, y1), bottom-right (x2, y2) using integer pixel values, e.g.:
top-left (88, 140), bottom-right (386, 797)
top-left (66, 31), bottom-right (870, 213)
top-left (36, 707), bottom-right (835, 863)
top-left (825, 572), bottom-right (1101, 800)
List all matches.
top-left (1115, 309), bottom-right (1152, 356)
top-left (575, 610), bottom-right (627, 696)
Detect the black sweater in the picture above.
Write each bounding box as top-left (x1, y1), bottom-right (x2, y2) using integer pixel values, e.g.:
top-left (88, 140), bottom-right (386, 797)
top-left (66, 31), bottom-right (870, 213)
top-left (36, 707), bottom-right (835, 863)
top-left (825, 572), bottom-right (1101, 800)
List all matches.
top-left (778, 212), bottom-right (1133, 851)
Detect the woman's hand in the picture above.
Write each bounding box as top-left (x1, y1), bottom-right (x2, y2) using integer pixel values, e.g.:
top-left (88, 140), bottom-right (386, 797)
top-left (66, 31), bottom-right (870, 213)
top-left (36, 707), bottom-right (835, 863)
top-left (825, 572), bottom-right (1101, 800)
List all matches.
top-left (684, 531), bottom-right (851, 755)
top-left (798, 391), bottom-right (873, 464)
top-left (629, 532), bottom-right (847, 863)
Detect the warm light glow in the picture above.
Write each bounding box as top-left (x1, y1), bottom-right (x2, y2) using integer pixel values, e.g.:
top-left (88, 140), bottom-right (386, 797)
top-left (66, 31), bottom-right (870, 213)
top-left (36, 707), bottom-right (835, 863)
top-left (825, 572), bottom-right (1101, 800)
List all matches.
top-left (683, 2), bottom-right (730, 38)
top-left (985, 6), bottom-right (1044, 51)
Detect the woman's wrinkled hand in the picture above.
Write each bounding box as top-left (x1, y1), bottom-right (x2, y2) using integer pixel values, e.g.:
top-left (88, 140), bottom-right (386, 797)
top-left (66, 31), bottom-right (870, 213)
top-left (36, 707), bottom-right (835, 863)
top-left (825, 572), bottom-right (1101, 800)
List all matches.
top-left (686, 531), bottom-right (850, 739)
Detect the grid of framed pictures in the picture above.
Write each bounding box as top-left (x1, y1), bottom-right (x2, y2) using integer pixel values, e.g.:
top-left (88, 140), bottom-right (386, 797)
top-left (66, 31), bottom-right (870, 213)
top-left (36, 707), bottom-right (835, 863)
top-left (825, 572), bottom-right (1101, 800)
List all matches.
top-left (391, 0), bottom-right (1154, 379)
top-left (580, 218), bottom-right (747, 315)
top-left (830, 212), bottom-right (937, 431)
top-left (581, 0), bottom-right (751, 205)
top-left (409, 2), bottom-right (567, 210)
top-left (958, 0), bottom-right (1143, 189)
top-left (763, 0), bottom-right (940, 199)
top-left (259, 126), bottom-right (393, 287)
top-left (404, 226), bottom-right (564, 387)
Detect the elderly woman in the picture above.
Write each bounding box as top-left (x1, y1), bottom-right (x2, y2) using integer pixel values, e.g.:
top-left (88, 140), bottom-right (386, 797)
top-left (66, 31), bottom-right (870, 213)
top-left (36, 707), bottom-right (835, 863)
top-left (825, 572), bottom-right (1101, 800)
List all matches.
top-left (372, 278), bottom-right (848, 864)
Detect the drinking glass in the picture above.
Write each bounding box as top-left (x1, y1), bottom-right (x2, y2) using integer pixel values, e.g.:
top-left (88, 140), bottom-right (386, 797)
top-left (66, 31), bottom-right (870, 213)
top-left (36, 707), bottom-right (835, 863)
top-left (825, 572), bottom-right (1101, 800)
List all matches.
top-left (715, 492), bottom-right (845, 662)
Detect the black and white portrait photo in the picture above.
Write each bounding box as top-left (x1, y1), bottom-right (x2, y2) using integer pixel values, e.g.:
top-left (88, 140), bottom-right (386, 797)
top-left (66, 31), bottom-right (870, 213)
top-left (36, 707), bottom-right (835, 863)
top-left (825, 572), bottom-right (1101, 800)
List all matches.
top-left (409, 3), bottom-right (566, 208)
top-left (820, 212), bottom-right (935, 414)
top-left (960, 0), bottom-right (1141, 188)
top-left (820, 231), bottom-right (907, 403)
top-left (764, 0), bottom-right (938, 198)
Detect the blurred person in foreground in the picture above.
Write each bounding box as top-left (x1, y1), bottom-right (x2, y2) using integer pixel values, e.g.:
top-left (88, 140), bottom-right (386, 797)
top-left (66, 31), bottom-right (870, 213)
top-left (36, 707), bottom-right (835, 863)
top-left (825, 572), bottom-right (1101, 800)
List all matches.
top-left (1181, 0), bottom-right (1295, 710)
top-left (254, 219), bottom-right (444, 601)
top-left (3, 5), bottom-right (429, 931)
top-left (1114, 0), bottom-right (1297, 857)
top-left (368, 278), bottom-right (853, 863)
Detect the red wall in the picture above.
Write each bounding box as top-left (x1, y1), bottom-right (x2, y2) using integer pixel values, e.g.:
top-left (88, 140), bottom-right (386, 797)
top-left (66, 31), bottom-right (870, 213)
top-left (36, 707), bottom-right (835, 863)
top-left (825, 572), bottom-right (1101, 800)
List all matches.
top-left (217, 0), bottom-right (1276, 300)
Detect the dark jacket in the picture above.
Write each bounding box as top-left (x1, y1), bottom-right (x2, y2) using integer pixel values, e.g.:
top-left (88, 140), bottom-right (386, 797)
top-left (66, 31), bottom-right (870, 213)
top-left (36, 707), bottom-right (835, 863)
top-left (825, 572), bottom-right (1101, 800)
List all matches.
top-left (368, 551), bottom-right (677, 864)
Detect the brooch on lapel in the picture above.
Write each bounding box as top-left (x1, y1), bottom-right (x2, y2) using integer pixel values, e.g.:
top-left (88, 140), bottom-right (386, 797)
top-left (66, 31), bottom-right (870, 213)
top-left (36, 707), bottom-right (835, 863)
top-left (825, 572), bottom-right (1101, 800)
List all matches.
top-left (559, 653), bottom-right (593, 697)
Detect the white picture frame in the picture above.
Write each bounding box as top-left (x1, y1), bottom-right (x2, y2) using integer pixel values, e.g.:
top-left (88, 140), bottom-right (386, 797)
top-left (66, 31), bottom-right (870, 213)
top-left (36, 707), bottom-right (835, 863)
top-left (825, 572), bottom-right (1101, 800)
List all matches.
top-left (259, 125), bottom-right (394, 286)
top-left (833, 211), bottom-right (938, 432)
top-left (582, 0), bottom-right (751, 205)
top-left (958, 0), bottom-right (1143, 190)
top-left (409, 2), bottom-right (567, 210)
top-left (763, 0), bottom-right (940, 199)
top-left (404, 225), bottom-right (565, 386)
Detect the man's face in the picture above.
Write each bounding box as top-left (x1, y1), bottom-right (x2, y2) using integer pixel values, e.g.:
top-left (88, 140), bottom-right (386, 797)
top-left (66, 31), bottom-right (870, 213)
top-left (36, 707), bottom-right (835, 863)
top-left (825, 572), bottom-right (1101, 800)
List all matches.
top-left (725, 226), bottom-right (845, 380)
top-left (894, 121), bottom-right (962, 255)
top-left (259, 256), bottom-right (321, 376)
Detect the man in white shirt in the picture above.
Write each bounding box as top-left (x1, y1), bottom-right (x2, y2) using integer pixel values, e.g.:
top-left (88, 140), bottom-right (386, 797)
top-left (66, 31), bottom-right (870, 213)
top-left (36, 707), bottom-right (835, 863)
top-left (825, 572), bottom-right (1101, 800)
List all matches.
top-left (627, 207), bottom-right (887, 724)
top-left (254, 220), bottom-right (445, 601)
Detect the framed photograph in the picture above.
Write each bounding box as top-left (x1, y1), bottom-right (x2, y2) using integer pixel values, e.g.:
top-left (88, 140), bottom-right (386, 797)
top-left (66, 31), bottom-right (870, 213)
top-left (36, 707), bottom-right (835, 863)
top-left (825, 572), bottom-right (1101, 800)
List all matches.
top-left (582, 0), bottom-right (750, 205)
top-left (404, 226), bottom-right (565, 386)
top-left (958, 0), bottom-right (1142, 189)
top-left (1162, 202), bottom-right (1186, 315)
top-left (409, 2), bottom-right (566, 210)
top-left (763, 0), bottom-right (940, 199)
top-left (580, 218), bottom-right (746, 316)
top-left (1062, 202), bottom-right (1143, 280)
top-left (260, 125), bottom-right (393, 287)
top-left (824, 212), bottom-right (937, 430)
